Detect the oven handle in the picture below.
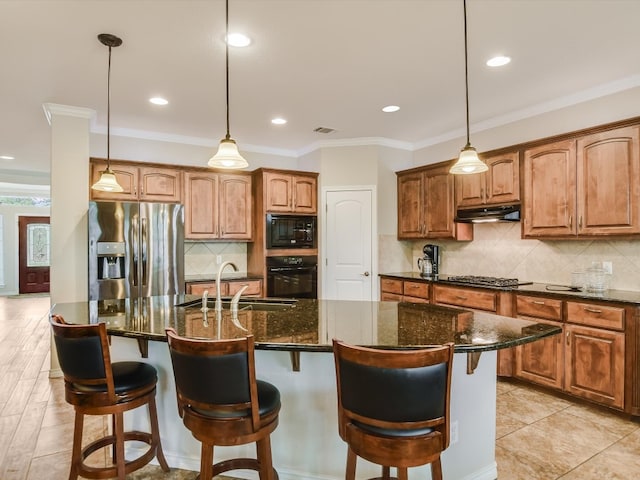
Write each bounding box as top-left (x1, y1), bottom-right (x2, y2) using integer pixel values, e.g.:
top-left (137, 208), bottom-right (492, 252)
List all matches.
top-left (267, 266), bottom-right (316, 272)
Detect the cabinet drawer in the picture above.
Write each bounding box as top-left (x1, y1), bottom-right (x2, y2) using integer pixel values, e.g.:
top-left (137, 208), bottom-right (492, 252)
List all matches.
top-left (566, 302), bottom-right (624, 330)
top-left (187, 282), bottom-right (217, 295)
top-left (381, 292), bottom-right (402, 302)
top-left (403, 281), bottom-right (429, 300)
top-left (516, 295), bottom-right (563, 321)
top-left (434, 285), bottom-right (497, 312)
top-left (380, 278), bottom-right (403, 295)
top-left (227, 279), bottom-right (262, 296)
top-left (403, 295), bottom-right (429, 304)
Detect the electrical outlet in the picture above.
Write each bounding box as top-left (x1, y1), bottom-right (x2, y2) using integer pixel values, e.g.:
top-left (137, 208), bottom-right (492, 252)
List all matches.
top-left (602, 261), bottom-right (613, 275)
top-left (450, 420), bottom-right (459, 444)
top-left (216, 255), bottom-right (222, 265)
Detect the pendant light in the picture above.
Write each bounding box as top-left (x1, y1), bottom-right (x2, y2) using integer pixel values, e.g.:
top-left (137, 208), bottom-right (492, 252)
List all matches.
top-left (91, 33), bottom-right (124, 192)
top-left (208, 0), bottom-right (248, 169)
top-left (449, 0), bottom-right (488, 175)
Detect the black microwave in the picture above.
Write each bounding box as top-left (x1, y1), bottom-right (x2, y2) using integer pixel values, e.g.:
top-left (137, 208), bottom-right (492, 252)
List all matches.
top-left (266, 214), bottom-right (317, 249)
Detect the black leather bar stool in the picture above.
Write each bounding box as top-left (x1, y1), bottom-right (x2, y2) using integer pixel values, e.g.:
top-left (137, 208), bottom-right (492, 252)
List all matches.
top-left (333, 340), bottom-right (455, 480)
top-left (50, 314), bottom-right (169, 480)
top-left (165, 328), bottom-right (281, 480)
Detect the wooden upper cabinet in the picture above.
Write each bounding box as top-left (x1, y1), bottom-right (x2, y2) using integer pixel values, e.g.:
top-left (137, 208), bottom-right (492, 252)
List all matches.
top-left (184, 171), bottom-right (252, 240)
top-left (90, 159), bottom-right (181, 203)
top-left (577, 126), bottom-right (640, 235)
top-left (397, 165), bottom-right (472, 240)
top-left (139, 166), bottom-right (182, 203)
top-left (264, 171), bottom-right (317, 214)
top-left (397, 171), bottom-right (424, 238)
top-left (219, 174), bottom-right (252, 239)
top-left (523, 139), bottom-right (577, 237)
top-left (90, 162), bottom-right (138, 201)
top-left (523, 125), bottom-right (640, 238)
top-left (184, 172), bottom-right (219, 239)
top-left (456, 151), bottom-right (520, 208)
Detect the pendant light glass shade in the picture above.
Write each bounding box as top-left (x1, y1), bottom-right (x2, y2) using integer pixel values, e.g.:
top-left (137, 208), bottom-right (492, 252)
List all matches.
top-left (450, 143), bottom-right (488, 175)
top-left (208, 137), bottom-right (248, 169)
top-left (92, 33), bottom-right (124, 192)
top-left (91, 167), bottom-right (124, 192)
top-left (449, 0), bottom-right (487, 175)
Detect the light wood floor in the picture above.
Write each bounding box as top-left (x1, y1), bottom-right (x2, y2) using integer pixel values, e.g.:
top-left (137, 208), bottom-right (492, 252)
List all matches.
top-left (1, 295), bottom-right (638, 479)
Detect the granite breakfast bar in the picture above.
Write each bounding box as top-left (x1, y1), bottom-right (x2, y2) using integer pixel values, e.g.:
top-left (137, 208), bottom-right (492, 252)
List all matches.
top-left (52, 296), bottom-right (560, 480)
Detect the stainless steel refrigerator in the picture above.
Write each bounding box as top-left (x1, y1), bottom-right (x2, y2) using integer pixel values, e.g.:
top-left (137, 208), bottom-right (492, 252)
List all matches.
top-left (89, 201), bottom-right (184, 300)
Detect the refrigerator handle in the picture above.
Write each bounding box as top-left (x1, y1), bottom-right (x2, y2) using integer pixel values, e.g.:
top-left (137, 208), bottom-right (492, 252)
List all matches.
top-left (132, 215), bottom-right (139, 287)
top-left (141, 217), bottom-right (148, 287)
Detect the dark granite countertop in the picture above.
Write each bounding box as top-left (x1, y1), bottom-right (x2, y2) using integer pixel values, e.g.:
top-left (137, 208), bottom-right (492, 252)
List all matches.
top-left (51, 295), bottom-right (560, 353)
top-left (380, 272), bottom-right (640, 306)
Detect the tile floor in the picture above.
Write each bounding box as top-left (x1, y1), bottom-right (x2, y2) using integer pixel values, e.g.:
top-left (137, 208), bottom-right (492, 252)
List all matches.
top-left (1, 295), bottom-right (639, 479)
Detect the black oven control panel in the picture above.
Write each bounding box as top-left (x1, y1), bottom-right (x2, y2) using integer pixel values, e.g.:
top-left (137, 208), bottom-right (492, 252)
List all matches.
top-left (266, 256), bottom-right (318, 268)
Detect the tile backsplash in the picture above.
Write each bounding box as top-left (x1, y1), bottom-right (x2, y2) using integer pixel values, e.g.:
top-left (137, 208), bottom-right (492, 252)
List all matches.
top-left (184, 242), bottom-right (247, 277)
top-left (399, 222), bottom-right (640, 292)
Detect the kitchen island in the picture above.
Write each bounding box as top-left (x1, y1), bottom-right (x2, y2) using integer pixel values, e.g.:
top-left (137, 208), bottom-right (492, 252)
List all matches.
top-left (52, 296), bottom-right (560, 480)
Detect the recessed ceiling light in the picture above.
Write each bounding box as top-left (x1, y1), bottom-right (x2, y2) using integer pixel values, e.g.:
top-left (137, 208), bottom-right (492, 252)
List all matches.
top-left (227, 33), bottom-right (251, 47)
top-left (271, 118), bottom-right (287, 125)
top-left (382, 105), bottom-right (400, 113)
top-left (149, 97), bottom-right (169, 105)
top-left (0, 155), bottom-right (15, 160)
top-left (486, 55), bottom-right (511, 67)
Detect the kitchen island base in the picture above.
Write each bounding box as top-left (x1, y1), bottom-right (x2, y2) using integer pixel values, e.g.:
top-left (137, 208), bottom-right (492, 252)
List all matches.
top-left (111, 337), bottom-right (498, 480)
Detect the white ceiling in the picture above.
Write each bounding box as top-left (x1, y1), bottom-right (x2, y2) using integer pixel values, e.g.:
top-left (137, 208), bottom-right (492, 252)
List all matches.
top-left (2, 0), bottom-right (640, 180)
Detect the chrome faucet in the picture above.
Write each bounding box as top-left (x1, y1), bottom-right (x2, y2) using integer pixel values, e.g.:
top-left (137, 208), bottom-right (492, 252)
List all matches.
top-left (215, 261), bottom-right (238, 313)
top-left (201, 290), bottom-right (209, 313)
top-left (230, 284), bottom-right (249, 318)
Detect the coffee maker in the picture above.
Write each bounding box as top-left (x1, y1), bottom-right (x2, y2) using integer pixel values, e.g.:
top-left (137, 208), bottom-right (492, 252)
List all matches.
top-left (417, 244), bottom-right (440, 278)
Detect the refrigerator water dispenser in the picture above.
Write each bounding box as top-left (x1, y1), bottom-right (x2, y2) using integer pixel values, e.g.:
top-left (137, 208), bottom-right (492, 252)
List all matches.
top-left (96, 242), bottom-right (125, 280)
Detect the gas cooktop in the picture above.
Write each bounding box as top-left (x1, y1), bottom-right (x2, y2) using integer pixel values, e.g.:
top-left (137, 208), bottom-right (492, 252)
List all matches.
top-left (445, 275), bottom-right (533, 287)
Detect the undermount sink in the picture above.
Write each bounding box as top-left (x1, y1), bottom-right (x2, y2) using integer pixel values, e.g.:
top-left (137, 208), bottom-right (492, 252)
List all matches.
top-left (176, 297), bottom-right (297, 312)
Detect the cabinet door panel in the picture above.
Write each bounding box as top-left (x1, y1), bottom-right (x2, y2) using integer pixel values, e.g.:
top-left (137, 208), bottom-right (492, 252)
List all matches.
top-left (455, 173), bottom-right (484, 208)
top-left (577, 126), bottom-right (640, 235)
top-left (184, 173), bottom-right (219, 239)
top-left (515, 318), bottom-right (564, 389)
top-left (565, 325), bottom-right (624, 409)
top-left (265, 172), bottom-right (293, 212)
top-left (523, 140), bottom-right (577, 237)
top-left (293, 176), bottom-right (317, 213)
top-left (219, 174), bottom-right (252, 239)
top-left (139, 167), bottom-right (181, 202)
top-left (397, 172), bottom-right (424, 238)
top-left (487, 152), bottom-right (520, 205)
top-left (90, 162), bottom-right (138, 201)
top-left (425, 167), bottom-right (455, 238)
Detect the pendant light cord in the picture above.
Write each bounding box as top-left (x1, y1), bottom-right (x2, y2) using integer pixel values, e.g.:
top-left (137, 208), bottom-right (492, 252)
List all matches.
top-left (107, 44), bottom-right (112, 166)
top-left (463, 0), bottom-right (470, 147)
top-left (224, 0), bottom-right (231, 140)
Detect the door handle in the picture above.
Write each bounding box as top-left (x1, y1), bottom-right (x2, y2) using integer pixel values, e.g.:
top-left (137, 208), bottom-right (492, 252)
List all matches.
top-left (362, 271), bottom-right (370, 277)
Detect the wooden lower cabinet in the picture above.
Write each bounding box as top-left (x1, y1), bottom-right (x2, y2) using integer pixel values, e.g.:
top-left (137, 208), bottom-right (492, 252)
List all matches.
top-left (565, 324), bottom-right (625, 409)
top-left (515, 319), bottom-right (564, 389)
top-left (186, 279), bottom-right (263, 297)
top-left (513, 294), bottom-right (627, 411)
top-left (380, 277), bottom-right (429, 303)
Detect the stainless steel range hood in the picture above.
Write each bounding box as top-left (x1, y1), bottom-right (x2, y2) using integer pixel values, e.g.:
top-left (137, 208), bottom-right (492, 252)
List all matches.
top-left (455, 204), bottom-right (521, 223)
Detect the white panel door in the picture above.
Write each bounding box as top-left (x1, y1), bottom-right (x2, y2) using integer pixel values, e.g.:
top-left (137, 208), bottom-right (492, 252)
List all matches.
top-left (324, 189), bottom-right (373, 301)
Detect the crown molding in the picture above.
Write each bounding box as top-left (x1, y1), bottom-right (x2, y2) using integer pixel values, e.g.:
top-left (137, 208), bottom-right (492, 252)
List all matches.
top-left (42, 103), bottom-right (95, 125)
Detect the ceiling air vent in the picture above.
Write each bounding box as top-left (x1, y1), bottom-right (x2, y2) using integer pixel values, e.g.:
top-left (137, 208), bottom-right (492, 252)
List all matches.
top-left (313, 127), bottom-right (335, 134)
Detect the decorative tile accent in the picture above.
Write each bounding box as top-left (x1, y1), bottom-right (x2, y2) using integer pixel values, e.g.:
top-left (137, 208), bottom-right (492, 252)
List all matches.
top-left (411, 224), bottom-right (640, 291)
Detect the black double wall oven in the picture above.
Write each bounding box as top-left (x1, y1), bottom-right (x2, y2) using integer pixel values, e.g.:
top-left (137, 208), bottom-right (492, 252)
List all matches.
top-left (266, 214), bottom-right (317, 299)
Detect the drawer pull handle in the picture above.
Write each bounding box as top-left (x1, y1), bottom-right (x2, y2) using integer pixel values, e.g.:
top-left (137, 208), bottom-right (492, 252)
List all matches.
top-left (532, 301), bottom-right (545, 305)
top-left (456, 296), bottom-right (467, 300)
top-left (584, 307), bottom-right (602, 314)
top-left (408, 285), bottom-right (419, 289)
top-left (566, 331), bottom-right (570, 346)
